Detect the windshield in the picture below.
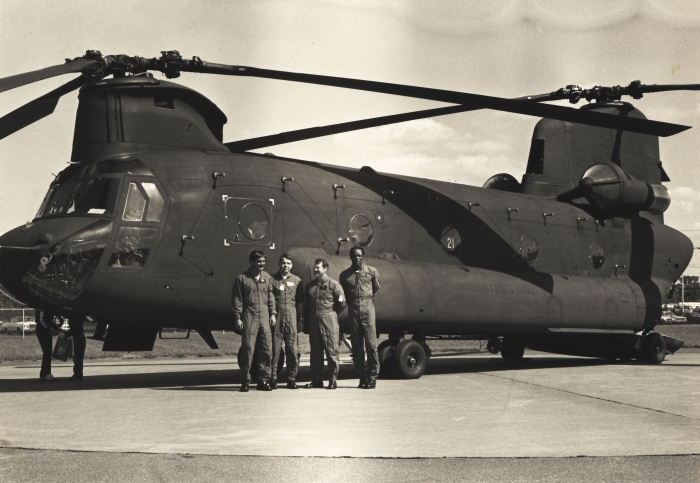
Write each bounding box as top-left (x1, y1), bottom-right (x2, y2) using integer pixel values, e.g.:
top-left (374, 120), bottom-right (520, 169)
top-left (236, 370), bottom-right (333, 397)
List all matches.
top-left (37, 177), bottom-right (120, 218)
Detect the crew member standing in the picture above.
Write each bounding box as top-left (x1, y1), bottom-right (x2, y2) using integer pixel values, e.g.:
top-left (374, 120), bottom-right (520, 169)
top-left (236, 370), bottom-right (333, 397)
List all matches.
top-left (232, 250), bottom-right (277, 392)
top-left (305, 258), bottom-right (346, 389)
top-left (34, 309), bottom-right (60, 381)
top-left (270, 254), bottom-right (304, 389)
top-left (65, 316), bottom-right (87, 381)
top-left (340, 247), bottom-right (381, 389)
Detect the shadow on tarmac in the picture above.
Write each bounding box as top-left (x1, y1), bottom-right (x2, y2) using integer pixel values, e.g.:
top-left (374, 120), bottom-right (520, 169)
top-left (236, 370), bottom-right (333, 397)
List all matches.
top-left (0, 354), bottom-right (633, 394)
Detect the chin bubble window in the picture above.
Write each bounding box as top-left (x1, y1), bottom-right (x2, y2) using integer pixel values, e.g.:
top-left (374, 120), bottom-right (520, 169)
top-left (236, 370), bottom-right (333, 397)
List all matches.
top-left (589, 243), bottom-right (605, 270)
top-left (107, 227), bottom-right (159, 268)
top-left (520, 234), bottom-right (538, 262)
top-left (349, 214), bottom-right (374, 247)
top-left (441, 226), bottom-right (462, 254)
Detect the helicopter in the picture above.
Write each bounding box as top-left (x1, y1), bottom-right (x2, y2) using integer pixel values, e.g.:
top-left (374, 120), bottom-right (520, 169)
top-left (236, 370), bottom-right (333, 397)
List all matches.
top-left (0, 50), bottom-right (696, 379)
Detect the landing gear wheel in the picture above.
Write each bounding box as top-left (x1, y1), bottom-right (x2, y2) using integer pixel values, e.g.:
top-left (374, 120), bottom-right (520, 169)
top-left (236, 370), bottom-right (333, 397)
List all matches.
top-left (643, 332), bottom-right (666, 364)
top-left (487, 338), bottom-right (502, 354)
top-left (500, 338), bottom-right (524, 360)
top-left (377, 340), bottom-right (396, 379)
top-left (393, 339), bottom-right (427, 379)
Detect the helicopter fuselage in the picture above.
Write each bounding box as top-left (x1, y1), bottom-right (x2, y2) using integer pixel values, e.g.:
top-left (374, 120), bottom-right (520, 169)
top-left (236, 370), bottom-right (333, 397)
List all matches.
top-left (0, 148), bottom-right (691, 338)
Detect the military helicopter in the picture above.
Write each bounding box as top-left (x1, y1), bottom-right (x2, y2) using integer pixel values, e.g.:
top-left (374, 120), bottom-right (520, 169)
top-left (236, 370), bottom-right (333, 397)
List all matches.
top-left (0, 50), bottom-right (696, 378)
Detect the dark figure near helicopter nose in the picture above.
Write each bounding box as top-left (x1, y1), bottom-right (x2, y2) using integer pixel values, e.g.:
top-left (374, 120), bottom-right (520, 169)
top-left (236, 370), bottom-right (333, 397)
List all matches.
top-left (232, 250), bottom-right (277, 392)
top-left (35, 309), bottom-right (61, 381)
top-left (65, 316), bottom-right (86, 381)
top-left (340, 247), bottom-right (381, 389)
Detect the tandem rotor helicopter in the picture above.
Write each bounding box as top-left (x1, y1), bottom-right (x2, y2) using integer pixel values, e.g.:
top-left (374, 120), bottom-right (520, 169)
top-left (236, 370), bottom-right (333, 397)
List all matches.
top-left (0, 50), bottom-right (697, 378)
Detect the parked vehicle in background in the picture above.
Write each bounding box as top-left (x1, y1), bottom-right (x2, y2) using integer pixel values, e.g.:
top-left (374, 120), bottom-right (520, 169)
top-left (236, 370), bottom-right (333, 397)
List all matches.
top-left (5, 316), bottom-right (36, 334)
top-left (660, 313), bottom-right (688, 324)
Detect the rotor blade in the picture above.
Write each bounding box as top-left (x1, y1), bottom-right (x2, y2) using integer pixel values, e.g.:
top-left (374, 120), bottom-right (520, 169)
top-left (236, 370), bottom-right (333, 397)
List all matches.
top-left (0, 76), bottom-right (87, 141)
top-left (0, 58), bottom-right (98, 94)
top-left (225, 88), bottom-right (555, 151)
top-left (225, 104), bottom-right (476, 152)
top-left (633, 83), bottom-right (700, 94)
top-left (188, 63), bottom-right (690, 137)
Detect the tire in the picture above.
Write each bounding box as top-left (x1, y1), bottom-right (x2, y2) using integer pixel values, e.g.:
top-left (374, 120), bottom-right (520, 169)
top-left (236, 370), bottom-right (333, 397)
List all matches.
top-left (501, 338), bottom-right (524, 360)
top-left (487, 338), bottom-right (502, 354)
top-left (16, 328), bottom-right (22, 335)
top-left (643, 333), bottom-right (666, 364)
top-left (393, 339), bottom-right (427, 379)
top-left (377, 341), bottom-right (396, 379)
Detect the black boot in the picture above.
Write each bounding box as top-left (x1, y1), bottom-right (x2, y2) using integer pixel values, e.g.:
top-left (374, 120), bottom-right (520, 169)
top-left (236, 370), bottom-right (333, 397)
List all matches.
top-left (256, 380), bottom-right (272, 391)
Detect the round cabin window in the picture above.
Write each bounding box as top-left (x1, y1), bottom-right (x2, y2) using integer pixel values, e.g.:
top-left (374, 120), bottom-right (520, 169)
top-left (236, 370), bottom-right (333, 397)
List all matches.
top-left (441, 226), bottom-right (462, 254)
top-left (349, 214), bottom-right (374, 247)
top-left (520, 235), bottom-right (538, 263)
top-left (589, 243), bottom-right (605, 270)
top-left (375, 212), bottom-right (384, 224)
top-left (239, 204), bottom-right (269, 240)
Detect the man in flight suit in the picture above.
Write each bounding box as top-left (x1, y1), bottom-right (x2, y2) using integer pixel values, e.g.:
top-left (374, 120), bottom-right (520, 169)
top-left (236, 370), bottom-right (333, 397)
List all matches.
top-left (305, 258), bottom-right (346, 389)
top-left (270, 254), bottom-right (304, 389)
top-left (340, 247), bottom-right (381, 389)
top-left (232, 250), bottom-right (277, 392)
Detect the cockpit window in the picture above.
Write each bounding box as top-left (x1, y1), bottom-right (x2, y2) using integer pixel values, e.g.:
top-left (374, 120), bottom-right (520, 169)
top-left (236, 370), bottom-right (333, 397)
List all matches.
top-left (142, 183), bottom-right (165, 221)
top-left (37, 177), bottom-right (120, 218)
top-left (122, 182), bottom-right (165, 222)
top-left (123, 183), bottom-right (147, 221)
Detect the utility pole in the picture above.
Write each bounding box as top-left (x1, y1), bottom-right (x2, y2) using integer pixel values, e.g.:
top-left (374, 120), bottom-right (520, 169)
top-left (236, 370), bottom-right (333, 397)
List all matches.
top-left (681, 275), bottom-right (685, 312)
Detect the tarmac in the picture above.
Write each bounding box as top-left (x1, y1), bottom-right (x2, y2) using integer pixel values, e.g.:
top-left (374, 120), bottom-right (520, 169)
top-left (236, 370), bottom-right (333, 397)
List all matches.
top-left (1, 350), bottom-right (699, 481)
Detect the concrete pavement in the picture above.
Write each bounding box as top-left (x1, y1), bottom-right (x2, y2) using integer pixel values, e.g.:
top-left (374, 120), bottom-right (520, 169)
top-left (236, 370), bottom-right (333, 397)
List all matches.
top-left (0, 351), bottom-right (699, 458)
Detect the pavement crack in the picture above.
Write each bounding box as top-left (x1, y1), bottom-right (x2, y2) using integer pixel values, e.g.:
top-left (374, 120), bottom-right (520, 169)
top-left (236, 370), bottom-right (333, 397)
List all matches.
top-left (476, 372), bottom-right (696, 421)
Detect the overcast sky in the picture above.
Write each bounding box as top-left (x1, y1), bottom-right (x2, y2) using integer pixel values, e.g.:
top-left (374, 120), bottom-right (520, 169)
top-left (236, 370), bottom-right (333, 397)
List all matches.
top-left (2, 0), bottom-right (700, 270)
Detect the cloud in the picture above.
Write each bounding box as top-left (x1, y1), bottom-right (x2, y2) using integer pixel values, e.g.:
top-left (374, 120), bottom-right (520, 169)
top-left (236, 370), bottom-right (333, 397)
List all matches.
top-left (332, 118), bottom-right (517, 184)
top-left (329, 0), bottom-right (700, 34)
top-left (333, 118), bottom-right (510, 156)
top-left (666, 186), bottom-right (700, 231)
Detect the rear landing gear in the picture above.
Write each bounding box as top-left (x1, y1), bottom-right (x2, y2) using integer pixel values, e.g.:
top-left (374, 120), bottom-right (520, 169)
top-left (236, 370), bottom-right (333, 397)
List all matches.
top-left (393, 339), bottom-right (427, 379)
top-left (377, 339), bottom-right (396, 378)
top-left (642, 332), bottom-right (666, 364)
top-left (487, 338), bottom-right (501, 354)
top-left (378, 334), bottom-right (431, 379)
top-left (500, 338), bottom-right (524, 360)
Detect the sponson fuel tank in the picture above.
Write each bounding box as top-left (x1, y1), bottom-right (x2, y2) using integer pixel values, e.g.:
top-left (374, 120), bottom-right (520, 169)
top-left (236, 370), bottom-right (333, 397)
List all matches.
top-left (288, 249), bottom-right (643, 335)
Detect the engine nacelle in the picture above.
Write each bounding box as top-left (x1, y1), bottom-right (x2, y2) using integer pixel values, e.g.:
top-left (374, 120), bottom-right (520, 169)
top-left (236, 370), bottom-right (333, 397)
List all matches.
top-left (579, 164), bottom-right (670, 215)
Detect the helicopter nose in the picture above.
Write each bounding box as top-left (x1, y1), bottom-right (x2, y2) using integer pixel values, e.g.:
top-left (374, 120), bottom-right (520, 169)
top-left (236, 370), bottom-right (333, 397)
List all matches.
top-left (0, 218), bottom-right (113, 305)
